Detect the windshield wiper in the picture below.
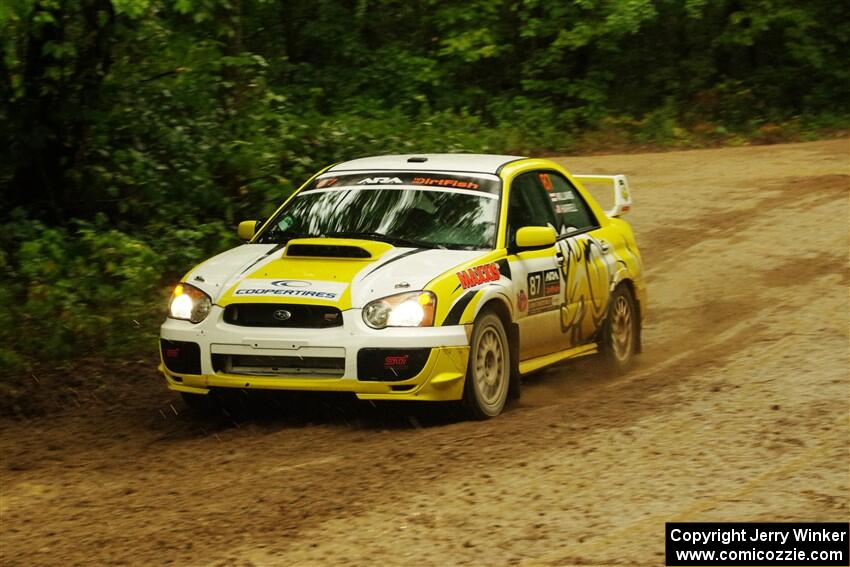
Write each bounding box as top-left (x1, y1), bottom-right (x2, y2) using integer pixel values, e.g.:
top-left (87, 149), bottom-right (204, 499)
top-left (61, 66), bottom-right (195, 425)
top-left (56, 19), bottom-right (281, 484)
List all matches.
top-left (323, 231), bottom-right (443, 249)
top-left (257, 229), bottom-right (313, 244)
top-left (443, 243), bottom-right (487, 251)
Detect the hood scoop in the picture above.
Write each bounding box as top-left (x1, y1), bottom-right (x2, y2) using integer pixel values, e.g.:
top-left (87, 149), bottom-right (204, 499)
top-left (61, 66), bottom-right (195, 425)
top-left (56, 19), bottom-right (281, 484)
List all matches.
top-left (285, 243), bottom-right (372, 259)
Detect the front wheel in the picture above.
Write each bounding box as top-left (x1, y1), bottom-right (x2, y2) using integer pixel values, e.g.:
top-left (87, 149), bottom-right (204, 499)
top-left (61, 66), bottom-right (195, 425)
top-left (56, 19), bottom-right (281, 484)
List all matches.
top-left (462, 311), bottom-right (510, 419)
top-left (601, 285), bottom-right (638, 372)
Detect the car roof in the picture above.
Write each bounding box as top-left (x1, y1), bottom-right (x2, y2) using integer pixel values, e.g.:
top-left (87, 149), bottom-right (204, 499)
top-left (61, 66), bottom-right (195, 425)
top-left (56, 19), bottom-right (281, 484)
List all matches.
top-left (327, 154), bottom-right (527, 175)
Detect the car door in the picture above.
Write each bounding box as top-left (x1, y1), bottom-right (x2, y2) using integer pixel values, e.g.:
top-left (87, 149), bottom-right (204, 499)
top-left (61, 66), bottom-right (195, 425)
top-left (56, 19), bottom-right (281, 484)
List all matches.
top-left (543, 171), bottom-right (616, 348)
top-left (506, 171), bottom-right (566, 360)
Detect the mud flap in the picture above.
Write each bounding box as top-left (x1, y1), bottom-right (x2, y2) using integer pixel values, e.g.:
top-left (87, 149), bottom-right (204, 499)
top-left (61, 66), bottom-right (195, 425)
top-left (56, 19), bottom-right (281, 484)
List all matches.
top-left (508, 322), bottom-right (521, 400)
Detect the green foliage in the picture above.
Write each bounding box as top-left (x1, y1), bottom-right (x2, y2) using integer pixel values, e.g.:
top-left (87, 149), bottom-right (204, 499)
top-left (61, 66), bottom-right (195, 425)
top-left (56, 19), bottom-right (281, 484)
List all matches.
top-left (0, 0), bottom-right (848, 371)
top-left (0, 218), bottom-right (164, 362)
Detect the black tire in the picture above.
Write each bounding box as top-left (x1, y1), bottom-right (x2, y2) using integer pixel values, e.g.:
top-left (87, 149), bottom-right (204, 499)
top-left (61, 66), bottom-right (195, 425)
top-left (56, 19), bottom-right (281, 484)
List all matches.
top-left (462, 311), bottom-right (511, 419)
top-left (600, 284), bottom-right (638, 373)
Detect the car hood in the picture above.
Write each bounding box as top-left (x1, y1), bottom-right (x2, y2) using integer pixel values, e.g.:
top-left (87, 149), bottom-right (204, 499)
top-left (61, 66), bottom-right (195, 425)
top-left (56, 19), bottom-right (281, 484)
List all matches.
top-left (183, 238), bottom-right (487, 309)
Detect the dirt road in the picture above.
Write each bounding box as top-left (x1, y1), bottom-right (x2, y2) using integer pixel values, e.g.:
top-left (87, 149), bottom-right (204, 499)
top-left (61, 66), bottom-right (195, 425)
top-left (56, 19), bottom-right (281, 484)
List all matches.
top-left (1, 139), bottom-right (848, 566)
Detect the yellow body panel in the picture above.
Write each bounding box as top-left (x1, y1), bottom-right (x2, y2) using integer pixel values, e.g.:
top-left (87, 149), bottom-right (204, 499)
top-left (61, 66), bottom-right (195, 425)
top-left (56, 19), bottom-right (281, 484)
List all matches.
top-left (518, 343), bottom-right (598, 375)
top-left (218, 237), bottom-right (394, 310)
top-left (426, 248), bottom-right (507, 326)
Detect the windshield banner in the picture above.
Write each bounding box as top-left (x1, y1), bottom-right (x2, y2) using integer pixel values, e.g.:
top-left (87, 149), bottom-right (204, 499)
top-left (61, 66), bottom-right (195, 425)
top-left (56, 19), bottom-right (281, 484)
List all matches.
top-left (306, 172), bottom-right (501, 195)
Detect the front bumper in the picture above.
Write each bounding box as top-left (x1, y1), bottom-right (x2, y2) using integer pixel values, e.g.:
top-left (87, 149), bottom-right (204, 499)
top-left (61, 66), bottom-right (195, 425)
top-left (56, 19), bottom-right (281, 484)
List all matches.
top-left (159, 306), bottom-right (470, 401)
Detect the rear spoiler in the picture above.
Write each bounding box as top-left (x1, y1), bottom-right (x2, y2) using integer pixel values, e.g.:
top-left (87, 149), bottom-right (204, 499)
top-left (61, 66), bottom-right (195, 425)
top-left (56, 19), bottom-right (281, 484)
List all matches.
top-left (573, 174), bottom-right (632, 218)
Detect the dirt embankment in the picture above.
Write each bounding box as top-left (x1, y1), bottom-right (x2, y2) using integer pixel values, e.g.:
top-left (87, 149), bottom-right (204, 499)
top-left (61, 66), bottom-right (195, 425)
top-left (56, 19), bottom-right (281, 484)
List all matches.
top-left (1, 139), bottom-right (848, 566)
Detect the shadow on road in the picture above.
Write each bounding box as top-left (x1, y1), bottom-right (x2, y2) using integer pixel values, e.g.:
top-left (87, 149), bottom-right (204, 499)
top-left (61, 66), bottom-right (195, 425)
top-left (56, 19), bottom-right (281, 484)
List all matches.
top-left (174, 388), bottom-right (467, 431)
top-left (169, 353), bottom-right (632, 433)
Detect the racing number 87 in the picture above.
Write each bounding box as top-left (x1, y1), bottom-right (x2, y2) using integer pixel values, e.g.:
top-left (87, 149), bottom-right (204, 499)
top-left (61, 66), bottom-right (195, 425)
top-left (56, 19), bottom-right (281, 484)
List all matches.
top-left (528, 273), bottom-right (544, 299)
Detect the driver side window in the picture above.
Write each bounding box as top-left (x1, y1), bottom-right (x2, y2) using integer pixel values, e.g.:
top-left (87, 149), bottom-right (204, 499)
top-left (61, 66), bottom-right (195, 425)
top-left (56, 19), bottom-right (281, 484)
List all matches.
top-left (507, 172), bottom-right (558, 248)
top-left (540, 172), bottom-right (598, 233)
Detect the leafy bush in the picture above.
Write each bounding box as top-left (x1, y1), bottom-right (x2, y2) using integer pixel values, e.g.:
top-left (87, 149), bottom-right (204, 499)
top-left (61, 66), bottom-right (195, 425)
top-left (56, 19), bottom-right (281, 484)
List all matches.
top-left (1, 218), bottom-right (167, 364)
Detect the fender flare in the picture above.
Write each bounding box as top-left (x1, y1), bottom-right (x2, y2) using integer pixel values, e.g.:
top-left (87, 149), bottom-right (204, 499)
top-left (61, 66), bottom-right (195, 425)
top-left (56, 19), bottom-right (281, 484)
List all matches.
top-left (609, 261), bottom-right (630, 292)
top-left (456, 287), bottom-right (521, 399)
top-left (457, 286), bottom-right (514, 326)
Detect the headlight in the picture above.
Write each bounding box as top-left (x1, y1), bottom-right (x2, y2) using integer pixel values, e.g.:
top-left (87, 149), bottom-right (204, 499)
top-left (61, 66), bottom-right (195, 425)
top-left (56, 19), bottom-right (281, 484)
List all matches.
top-left (362, 291), bottom-right (436, 329)
top-left (168, 283), bottom-right (212, 323)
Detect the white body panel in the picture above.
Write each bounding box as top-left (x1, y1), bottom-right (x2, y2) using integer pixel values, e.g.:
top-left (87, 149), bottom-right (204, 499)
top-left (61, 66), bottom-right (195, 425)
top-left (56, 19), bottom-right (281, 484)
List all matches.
top-left (329, 154), bottom-right (525, 174)
top-left (184, 244), bottom-right (484, 308)
top-left (161, 307), bottom-right (468, 379)
top-left (349, 248), bottom-right (483, 306)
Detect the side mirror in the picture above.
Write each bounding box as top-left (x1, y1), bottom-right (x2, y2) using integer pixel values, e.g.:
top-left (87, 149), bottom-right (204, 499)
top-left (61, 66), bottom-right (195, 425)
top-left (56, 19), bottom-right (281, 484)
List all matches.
top-left (516, 226), bottom-right (557, 250)
top-left (237, 220), bottom-right (261, 241)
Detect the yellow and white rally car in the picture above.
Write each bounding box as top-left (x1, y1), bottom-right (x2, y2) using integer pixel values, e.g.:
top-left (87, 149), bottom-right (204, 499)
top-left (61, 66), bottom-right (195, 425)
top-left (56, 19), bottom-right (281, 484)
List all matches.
top-left (160, 154), bottom-right (646, 419)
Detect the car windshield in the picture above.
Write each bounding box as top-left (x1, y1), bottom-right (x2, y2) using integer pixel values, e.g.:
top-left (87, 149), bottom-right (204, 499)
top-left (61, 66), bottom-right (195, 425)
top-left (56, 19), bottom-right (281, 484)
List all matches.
top-left (256, 172), bottom-right (501, 250)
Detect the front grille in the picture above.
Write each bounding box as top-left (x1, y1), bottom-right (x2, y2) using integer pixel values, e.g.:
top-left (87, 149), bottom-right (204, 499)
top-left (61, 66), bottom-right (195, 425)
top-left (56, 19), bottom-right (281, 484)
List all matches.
top-left (223, 303), bottom-right (342, 328)
top-left (212, 354), bottom-right (345, 377)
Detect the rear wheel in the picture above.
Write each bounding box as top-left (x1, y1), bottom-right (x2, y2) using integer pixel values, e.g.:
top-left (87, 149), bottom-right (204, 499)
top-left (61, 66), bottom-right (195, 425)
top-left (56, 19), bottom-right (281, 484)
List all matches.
top-left (462, 311), bottom-right (510, 419)
top-left (601, 285), bottom-right (638, 372)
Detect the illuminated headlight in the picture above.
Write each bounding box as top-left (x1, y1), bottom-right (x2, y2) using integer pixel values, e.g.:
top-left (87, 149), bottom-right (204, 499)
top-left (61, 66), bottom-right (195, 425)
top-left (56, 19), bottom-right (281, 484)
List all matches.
top-left (362, 291), bottom-right (436, 329)
top-left (168, 283), bottom-right (212, 323)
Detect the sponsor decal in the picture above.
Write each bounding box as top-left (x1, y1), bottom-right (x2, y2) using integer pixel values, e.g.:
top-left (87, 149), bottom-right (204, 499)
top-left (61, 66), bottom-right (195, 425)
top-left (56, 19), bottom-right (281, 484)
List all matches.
top-left (549, 191), bottom-right (578, 215)
top-left (271, 279), bottom-right (310, 288)
top-left (384, 355), bottom-right (410, 367)
top-left (549, 191), bottom-right (574, 202)
top-left (357, 176), bottom-right (403, 185)
top-left (517, 289), bottom-right (528, 312)
top-left (526, 269), bottom-right (561, 315)
top-left (539, 173), bottom-right (554, 191)
top-left (554, 203), bottom-right (578, 214)
top-left (528, 269), bottom-right (560, 299)
top-left (496, 258), bottom-right (512, 280)
top-left (544, 269), bottom-right (561, 295)
top-left (550, 190), bottom-right (578, 214)
top-left (528, 297), bottom-right (554, 316)
top-left (306, 172), bottom-right (499, 194)
top-left (277, 216), bottom-right (295, 232)
top-left (315, 177), bottom-right (338, 188)
top-left (412, 177), bottom-right (481, 190)
top-left (233, 279), bottom-right (347, 300)
top-left (457, 263), bottom-right (500, 289)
